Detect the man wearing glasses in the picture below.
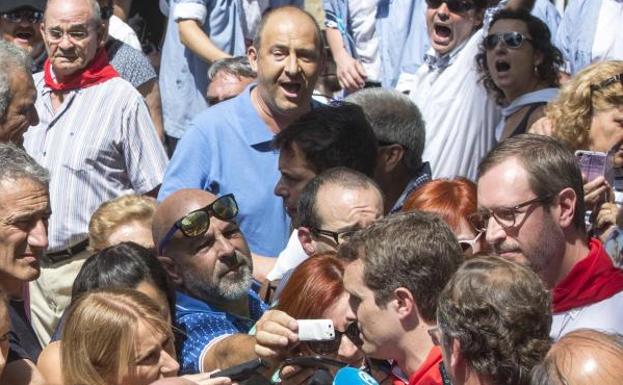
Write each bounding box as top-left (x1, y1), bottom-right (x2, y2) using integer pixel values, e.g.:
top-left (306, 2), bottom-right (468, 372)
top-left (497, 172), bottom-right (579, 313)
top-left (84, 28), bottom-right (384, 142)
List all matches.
top-left (152, 189), bottom-right (265, 375)
top-left (22, 0), bottom-right (167, 345)
top-left (476, 134), bottom-right (623, 339)
top-left (0, 0), bottom-right (46, 71)
top-left (431, 256), bottom-right (551, 385)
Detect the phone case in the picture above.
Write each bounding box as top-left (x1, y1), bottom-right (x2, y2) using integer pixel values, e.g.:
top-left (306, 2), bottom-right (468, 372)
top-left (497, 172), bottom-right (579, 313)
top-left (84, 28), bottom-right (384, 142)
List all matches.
top-left (297, 319), bottom-right (335, 341)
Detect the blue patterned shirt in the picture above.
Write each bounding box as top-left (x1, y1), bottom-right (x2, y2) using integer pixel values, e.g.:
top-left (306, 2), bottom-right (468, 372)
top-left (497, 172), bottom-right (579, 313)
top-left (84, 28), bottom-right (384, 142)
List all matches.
top-left (175, 290), bottom-right (267, 374)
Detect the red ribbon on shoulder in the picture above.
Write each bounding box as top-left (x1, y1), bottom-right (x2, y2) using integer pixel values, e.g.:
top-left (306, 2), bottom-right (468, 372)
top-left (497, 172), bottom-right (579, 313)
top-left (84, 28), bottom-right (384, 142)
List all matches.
top-left (553, 238), bottom-right (623, 313)
top-left (44, 49), bottom-right (119, 91)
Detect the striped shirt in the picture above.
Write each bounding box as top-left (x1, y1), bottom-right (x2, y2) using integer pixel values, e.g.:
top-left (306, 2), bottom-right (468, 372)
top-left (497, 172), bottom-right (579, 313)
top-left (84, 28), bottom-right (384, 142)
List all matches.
top-left (23, 74), bottom-right (168, 252)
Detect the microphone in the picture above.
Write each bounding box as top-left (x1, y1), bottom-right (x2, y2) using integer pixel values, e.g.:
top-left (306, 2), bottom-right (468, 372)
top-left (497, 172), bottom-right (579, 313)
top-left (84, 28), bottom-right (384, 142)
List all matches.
top-left (333, 367), bottom-right (379, 385)
top-left (307, 368), bottom-right (333, 385)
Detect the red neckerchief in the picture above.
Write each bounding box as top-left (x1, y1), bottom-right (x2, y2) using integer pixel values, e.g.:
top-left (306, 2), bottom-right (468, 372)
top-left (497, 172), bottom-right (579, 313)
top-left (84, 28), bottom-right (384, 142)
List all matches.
top-left (44, 48), bottom-right (119, 91)
top-left (553, 238), bottom-right (623, 313)
top-left (390, 347), bottom-right (442, 385)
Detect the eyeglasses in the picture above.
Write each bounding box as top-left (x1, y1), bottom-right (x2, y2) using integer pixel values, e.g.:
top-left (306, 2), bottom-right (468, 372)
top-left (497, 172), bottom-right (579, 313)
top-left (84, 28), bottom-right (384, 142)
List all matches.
top-left (483, 32), bottom-right (533, 50)
top-left (468, 195), bottom-right (553, 232)
top-left (590, 73), bottom-right (623, 93)
top-left (158, 194), bottom-right (239, 254)
top-left (1, 9), bottom-right (43, 24)
top-left (312, 228), bottom-right (358, 245)
top-left (425, 0), bottom-right (475, 13)
top-left (44, 26), bottom-right (94, 43)
top-left (458, 231), bottom-right (483, 254)
top-left (306, 323), bottom-right (362, 355)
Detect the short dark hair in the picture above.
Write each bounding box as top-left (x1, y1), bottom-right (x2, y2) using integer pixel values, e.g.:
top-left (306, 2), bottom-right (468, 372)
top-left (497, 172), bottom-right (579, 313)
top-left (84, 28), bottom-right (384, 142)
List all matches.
top-left (339, 211), bottom-right (463, 322)
top-left (71, 242), bottom-right (175, 317)
top-left (438, 256), bottom-right (552, 385)
top-left (476, 9), bottom-right (563, 105)
top-left (478, 134), bottom-right (586, 231)
top-left (296, 167), bottom-right (383, 228)
top-left (274, 103), bottom-right (378, 177)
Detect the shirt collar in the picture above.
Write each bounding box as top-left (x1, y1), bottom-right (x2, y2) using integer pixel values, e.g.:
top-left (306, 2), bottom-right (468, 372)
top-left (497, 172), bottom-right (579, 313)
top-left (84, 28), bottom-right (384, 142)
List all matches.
top-left (423, 38), bottom-right (471, 72)
top-left (390, 162), bottom-right (432, 213)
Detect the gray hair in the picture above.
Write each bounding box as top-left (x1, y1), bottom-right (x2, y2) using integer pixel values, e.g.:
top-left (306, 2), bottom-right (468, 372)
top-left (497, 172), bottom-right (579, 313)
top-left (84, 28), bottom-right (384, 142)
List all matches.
top-left (0, 143), bottom-right (49, 186)
top-left (208, 56), bottom-right (257, 80)
top-left (346, 88), bottom-right (426, 172)
top-left (0, 41), bottom-right (32, 122)
top-left (43, 0), bottom-right (102, 25)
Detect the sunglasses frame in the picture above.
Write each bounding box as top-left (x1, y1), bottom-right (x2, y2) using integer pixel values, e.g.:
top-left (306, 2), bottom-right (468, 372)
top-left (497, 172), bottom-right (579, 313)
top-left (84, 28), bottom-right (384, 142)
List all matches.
top-left (425, 0), bottom-right (475, 13)
top-left (157, 194), bottom-right (239, 254)
top-left (1, 9), bottom-right (44, 24)
top-left (483, 31), bottom-right (533, 50)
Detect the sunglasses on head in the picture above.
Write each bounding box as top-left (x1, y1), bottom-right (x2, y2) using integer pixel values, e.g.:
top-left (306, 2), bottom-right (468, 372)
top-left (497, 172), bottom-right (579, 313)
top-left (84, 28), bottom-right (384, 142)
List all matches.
top-left (425, 0), bottom-right (474, 13)
top-left (305, 322), bottom-right (362, 355)
top-left (590, 73), bottom-right (623, 92)
top-left (1, 9), bottom-right (43, 24)
top-left (483, 32), bottom-right (533, 50)
top-left (158, 194), bottom-right (239, 254)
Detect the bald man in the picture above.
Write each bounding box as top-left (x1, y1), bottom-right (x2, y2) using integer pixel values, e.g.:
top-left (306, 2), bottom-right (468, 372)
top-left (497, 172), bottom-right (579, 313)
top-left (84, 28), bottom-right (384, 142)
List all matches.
top-left (153, 189), bottom-right (265, 374)
top-left (158, 6), bottom-right (325, 281)
top-left (531, 329), bottom-right (623, 385)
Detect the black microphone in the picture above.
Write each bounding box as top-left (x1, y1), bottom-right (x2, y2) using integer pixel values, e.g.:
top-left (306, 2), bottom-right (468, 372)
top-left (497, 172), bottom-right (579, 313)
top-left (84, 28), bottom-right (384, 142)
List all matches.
top-left (307, 368), bottom-right (333, 385)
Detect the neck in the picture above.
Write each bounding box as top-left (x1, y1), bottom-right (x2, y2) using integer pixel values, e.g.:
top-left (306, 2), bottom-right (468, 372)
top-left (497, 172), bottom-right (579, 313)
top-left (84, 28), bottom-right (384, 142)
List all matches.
top-left (552, 231), bottom-right (590, 288)
top-left (0, 273), bottom-right (25, 299)
top-left (204, 292), bottom-right (250, 318)
top-left (396, 320), bottom-right (436, 376)
top-left (376, 168), bottom-right (412, 214)
top-left (250, 87), bottom-right (308, 134)
top-left (504, 78), bottom-right (547, 103)
top-left (462, 370), bottom-right (496, 385)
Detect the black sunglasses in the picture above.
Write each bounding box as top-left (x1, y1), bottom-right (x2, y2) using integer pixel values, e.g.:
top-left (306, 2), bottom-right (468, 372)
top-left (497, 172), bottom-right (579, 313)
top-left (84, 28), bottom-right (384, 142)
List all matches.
top-left (158, 194), bottom-right (239, 254)
top-left (312, 228), bottom-right (358, 245)
top-left (1, 9), bottom-right (43, 24)
top-left (425, 0), bottom-right (474, 13)
top-left (483, 32), bottom-right (533, 50)
top-left (590, 73), bottom-right (623, 92)
top-left (306, 322), bottom-right (362, 355)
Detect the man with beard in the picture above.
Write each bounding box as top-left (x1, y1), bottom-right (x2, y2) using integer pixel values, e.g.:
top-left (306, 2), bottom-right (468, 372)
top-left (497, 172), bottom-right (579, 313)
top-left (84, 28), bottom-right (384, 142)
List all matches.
top-left (0, 0), bottom-right (46, 72)
top-left (476, 134), bottom-right (623, 339)
top-left (153, 189), bottom-right (265, 374)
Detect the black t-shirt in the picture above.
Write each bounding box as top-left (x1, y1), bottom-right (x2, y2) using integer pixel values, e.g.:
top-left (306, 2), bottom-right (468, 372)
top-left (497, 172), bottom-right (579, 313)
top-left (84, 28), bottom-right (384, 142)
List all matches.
top-left (7, 299), bottom-right (42, 363)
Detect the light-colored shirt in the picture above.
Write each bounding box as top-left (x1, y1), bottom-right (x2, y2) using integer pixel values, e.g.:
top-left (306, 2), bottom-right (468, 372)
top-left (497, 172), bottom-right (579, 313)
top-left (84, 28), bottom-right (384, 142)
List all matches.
top-left (592, 0), bottom-right (623, 63)
top-left (557, 0), bottom-right (623, 75)
top-left (406, 29), bottom-right (501, 180)
top-left (551, 291), bottom-right (623, 339)
top-left (496, 88), bottom-right (558, 141)
top-left (266, 230), bottom-right (307, 281)
top-left (108, 15), bottom-right (142, 51)
top-left (349, 0), bottom-right (382, 82)
top-left (24, 75), bottom-right (168, 251)
top-left (158, 85), bottom-right (291, 257)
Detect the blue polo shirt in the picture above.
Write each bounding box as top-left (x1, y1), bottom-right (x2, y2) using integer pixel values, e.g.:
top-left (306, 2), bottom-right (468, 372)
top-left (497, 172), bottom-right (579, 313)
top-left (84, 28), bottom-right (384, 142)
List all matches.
top-left (175, 290), bottom-right (267, 374)
top-left (158, 85), bottom-right (291, 257)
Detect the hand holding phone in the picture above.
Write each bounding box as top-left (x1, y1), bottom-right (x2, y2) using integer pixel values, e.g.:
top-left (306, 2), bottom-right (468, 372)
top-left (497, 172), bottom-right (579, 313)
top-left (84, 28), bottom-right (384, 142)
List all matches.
top-left (576, 150), bottom-right (607, 183)
top-left (297, 319), bottom-right (335, 342)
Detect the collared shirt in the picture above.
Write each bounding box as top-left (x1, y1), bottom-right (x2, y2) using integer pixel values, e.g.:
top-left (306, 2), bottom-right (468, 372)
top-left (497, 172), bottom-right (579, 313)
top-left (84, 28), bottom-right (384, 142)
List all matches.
top-left (406, 29), bottom-right (501, 180)
top-left (557, 0), bottom-right (623, 75)
top-left (390, 162), bottom-right (431, 213)
top-left (175, 290), bottom-right (267, 374)
top-left (158, 84), bottom-right (291, 257)
top-left (159, 0), bottom-right (302, 139)
top-left (496, 88), bottom-right (558, 141)
top-left (24, 75), bottom-right (168, 251)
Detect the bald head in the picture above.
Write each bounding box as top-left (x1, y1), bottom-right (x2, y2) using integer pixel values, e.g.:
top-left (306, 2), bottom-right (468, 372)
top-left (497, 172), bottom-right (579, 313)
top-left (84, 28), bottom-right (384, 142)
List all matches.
top-left (44, 0), bottom-right (101, 24)
top-left (152, 189), bottom-right (219, 249)
top-left (253, 6), bottom-right (322, 54)
top-left (531, 329), bottom-right (623, 385)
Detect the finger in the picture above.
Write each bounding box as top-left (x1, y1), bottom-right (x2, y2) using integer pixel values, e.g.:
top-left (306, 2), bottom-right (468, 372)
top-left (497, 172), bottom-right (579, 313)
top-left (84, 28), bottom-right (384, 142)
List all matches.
top-left (584, 176), bottom-right (607, 192)
top-left (346, 66), bottom-right (365, 88)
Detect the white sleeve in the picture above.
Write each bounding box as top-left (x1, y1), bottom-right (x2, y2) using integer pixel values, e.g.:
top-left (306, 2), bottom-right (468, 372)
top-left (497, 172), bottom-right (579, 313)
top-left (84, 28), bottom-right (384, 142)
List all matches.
top-left (174, 2), bottom-right (208, 24)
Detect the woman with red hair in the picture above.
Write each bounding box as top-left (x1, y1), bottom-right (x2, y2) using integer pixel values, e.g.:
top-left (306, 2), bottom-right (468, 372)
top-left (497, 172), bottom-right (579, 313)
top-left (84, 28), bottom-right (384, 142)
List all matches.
top-left (276, 253), bottom-right (363, 367)
top-left (403, 178), bottom-right (485, 255)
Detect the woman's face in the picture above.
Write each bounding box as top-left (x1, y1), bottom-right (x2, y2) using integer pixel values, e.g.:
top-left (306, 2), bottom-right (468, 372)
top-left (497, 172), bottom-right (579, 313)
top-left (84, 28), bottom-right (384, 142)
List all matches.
top-left (0, 307), bottom-right (10, 379)
top-left (117, 320), bottom-right (179, 385)
top-left (322, 292), bottom-right (363, 365)
top-left (454, 218), bottom-right (483, 256)
top-left (590, 106), bottom-right (623, 163)
top-left (135, 280), bottom-right (172, 324)
top-left (486, 18), bottom-right (542, 101)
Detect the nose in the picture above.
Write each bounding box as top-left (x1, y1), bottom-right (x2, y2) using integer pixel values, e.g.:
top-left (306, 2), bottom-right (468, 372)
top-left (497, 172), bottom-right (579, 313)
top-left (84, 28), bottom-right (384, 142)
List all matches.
top-left (28, 219), bottom-right (49, 250)
top-left (285, 53), bottom-right (300, 77)
top-left (159, 350), bottom-right (180, 377)
top-left (57, 34), bottom-right (74, 49)
top-left (484, 216), bottom-right (505, 246)
top-left (437, 2), bottom-right (450, 19)
top-left (274, 177), bottom-right (287, 198)
top-left (216, 234), bottom-right (237, 265)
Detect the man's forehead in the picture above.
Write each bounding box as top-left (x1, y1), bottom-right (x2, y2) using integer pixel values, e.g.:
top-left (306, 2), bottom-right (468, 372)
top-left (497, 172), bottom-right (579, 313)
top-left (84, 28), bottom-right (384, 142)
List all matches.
top-left (44, 1), bottom-right (96, 26)
top-left (259, 13), bottom-right (319, 50)
top-left (478, 158), bottom-right (533, 205)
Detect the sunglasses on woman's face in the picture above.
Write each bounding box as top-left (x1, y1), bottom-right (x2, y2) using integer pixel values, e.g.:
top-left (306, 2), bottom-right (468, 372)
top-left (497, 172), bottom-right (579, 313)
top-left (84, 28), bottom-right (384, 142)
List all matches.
top-left (483, 32), bottom-right (533, 50)
top-left (425, 0), bottom-right (474, 13)
top-left (306, 322), bottom-right (362, 355)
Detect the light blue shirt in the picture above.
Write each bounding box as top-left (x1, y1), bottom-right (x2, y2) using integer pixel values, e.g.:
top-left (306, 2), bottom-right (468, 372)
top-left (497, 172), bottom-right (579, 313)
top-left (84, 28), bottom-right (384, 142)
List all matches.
top-left (556, 0), bottom-right (603, 75)
top-left (158, 85), bottom-right (291, 257)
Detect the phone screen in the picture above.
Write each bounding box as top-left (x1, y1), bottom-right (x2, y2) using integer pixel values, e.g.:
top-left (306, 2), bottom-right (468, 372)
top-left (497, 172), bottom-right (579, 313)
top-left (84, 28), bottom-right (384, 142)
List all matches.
top-left (576, 151), bottom-right (607, 182)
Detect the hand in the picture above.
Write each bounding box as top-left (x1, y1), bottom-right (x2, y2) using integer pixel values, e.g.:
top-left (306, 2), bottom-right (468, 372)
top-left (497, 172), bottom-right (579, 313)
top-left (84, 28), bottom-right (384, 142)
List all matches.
top-left (528, 116), bottom-right (554, 136)
top-left (279, 365), bottom-right (316, 385)
top-left (594, 202), bottom-right (620, 240)
top-left (584, 176), bottom-right (613, 211)
top-left (334, 53), bottom-right (367, 93)
top-left (182, 373), bottom-right (232, 385)
top-left (254, 310), bottom-right (299, 363)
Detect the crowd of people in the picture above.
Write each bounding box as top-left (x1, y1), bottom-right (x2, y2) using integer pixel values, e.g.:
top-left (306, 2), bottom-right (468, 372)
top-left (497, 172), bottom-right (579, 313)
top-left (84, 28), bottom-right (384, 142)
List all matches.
top-left (0, 0), bottom-right (623, 384)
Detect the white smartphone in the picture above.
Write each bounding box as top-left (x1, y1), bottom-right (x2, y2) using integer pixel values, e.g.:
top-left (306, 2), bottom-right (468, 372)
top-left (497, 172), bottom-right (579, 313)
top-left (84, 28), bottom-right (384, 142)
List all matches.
top-left (297, 319), bottom-right (335, 341)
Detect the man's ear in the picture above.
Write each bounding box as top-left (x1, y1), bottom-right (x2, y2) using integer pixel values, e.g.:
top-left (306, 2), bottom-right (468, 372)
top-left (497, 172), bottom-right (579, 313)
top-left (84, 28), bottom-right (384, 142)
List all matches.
top-left (158, 255), bottom-right (183, 286)
top-left (392, 287), bottom-right (415, 320)
top-left (378, 144), bottom-right (405, 173)
top-left (97, 22), bottom-right (108, 48)
top-left (449, 338), bottom-right (467, 384)
top-left (247, 45), bottom-right (258, 72)
top-left (556, 187), bottom-right (577, 229)
top-left (298, 227), bottom-right (316, 256)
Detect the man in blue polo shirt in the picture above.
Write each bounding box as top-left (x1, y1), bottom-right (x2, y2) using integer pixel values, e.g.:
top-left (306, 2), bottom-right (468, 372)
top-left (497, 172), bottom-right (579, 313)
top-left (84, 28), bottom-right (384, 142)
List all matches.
top-left (158, 6), bottom-right (325, 281)
top-left (153, 188), bottom-right (266, 374)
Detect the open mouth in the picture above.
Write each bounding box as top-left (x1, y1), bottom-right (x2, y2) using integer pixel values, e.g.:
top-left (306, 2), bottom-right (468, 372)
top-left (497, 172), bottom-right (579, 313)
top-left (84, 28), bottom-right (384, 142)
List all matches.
top-left (494, 60), bottom-right (511, 73)
top-left (434, 24), bottom-right (452, 39)
top-left (15, 30), bottom-right (34, 40)
top-left (280, 82), bottom-right (302, 97)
